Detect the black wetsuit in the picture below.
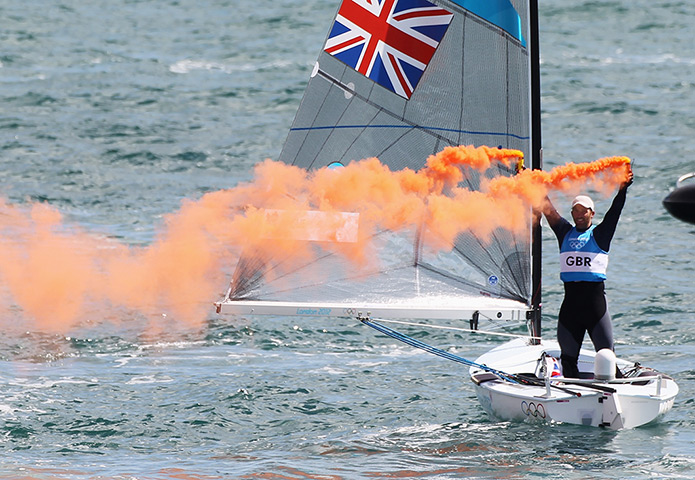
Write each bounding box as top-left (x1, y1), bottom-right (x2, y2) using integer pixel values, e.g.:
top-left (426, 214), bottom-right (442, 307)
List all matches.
top-left (547, 188), bottom-right (628, 378)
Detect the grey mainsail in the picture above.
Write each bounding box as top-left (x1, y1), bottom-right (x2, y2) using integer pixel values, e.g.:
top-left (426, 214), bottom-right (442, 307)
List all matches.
top-left (218, 0), bottom-right (535, 321)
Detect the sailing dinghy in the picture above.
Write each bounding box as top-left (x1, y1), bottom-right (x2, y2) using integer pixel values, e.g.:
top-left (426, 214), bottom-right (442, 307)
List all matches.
top-left (215, 0), bottom-right (677, 429)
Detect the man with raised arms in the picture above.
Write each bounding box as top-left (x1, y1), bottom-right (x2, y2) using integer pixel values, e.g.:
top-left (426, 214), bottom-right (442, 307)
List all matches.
top-left (542, 167), bottom-right (634, 378)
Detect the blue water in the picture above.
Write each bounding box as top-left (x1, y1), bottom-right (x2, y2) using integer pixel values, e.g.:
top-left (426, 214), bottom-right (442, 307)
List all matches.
top-left (2, 0), bottom-right (695, 478)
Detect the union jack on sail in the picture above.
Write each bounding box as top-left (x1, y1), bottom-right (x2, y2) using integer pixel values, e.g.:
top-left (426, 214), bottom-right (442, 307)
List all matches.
top-left (324, 0), bottom-right (453, 99)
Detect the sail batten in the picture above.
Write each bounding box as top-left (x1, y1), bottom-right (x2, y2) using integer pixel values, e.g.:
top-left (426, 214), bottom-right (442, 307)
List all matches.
top-left (290, 123), bottom-right (529, 140)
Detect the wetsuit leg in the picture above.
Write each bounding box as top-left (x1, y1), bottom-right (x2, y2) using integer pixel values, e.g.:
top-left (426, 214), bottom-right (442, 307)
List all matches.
top-left (588, 308), bottom-right (613, 352)
top-left (557, 303), bottom-right (584, 378)
top-left (557, 281), bottom-right (609, 378)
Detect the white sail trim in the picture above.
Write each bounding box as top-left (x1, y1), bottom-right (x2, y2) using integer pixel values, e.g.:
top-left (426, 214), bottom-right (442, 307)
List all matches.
top-left (215, 296), bottom-right (530, 321)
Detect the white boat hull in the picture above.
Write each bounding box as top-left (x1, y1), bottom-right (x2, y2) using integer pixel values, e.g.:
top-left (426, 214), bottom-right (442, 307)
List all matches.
top-left (470, 338), bottom-right (678, 429)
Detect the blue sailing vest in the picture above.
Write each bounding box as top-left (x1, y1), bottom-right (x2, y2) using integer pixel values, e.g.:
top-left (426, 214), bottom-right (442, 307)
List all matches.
top-left (559, 225), bottom-right (608, 282)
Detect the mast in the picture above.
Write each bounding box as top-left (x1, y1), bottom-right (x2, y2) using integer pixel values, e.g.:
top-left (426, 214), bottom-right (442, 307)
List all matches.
top-left (529, 0), bottom-right (543, 343)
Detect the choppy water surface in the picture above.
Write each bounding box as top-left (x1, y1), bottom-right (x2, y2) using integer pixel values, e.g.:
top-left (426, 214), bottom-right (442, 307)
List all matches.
top-left (1, 0), bottom-right (695, 478)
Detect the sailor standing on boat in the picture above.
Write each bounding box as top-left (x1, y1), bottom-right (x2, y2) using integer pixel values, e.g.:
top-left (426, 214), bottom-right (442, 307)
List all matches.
top-left (541, 167), bottom-right (634, 378)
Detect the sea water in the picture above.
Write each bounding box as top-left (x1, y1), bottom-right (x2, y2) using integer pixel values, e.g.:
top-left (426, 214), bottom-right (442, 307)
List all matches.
top-left (1, 0), bottom-right (694, 478)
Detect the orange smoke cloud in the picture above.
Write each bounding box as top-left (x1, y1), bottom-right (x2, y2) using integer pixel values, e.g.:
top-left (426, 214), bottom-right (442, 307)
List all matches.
top-left (422, 145), bottom-right (524, 190)
top-left (0, 147), bottom-right (631, 332)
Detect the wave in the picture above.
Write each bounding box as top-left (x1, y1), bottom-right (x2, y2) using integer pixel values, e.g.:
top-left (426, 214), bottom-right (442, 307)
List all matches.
top-left (169, 58), bottom-right (296, 75)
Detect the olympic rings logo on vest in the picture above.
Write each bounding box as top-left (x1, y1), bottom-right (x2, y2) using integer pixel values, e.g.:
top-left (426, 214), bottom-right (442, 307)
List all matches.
top-left (521, 401), bottom-right (546, 419)
top-left (569, 239), bottom-right (587, 249)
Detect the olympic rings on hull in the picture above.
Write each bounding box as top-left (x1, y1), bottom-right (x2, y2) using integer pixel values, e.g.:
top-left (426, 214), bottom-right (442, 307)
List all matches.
top-left (521, 401), bottom-right (547, 419)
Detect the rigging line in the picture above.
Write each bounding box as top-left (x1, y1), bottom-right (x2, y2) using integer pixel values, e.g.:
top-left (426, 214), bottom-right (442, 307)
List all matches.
top-left (549, 378), bottom-right (616, 394)
top-left (361, 318), bottom-right (582, 397)
top-left (369, 317), bottom-right (538, 341)
top-left (359, 317), bottom-right (521, 383)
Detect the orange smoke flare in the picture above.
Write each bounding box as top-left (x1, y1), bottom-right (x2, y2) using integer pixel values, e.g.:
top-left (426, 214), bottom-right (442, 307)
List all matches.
top-left (0, 147), bottom-right (631, 332)
top-left (422, 145), bottom-right (524, 191)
